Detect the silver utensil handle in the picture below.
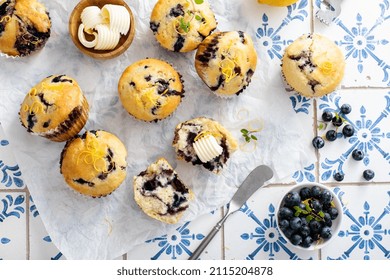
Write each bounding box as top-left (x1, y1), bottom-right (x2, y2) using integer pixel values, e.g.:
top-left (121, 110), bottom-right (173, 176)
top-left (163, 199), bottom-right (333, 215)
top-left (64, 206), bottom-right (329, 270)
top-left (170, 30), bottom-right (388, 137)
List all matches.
top-left (189, 215), bottom-right (228, 260)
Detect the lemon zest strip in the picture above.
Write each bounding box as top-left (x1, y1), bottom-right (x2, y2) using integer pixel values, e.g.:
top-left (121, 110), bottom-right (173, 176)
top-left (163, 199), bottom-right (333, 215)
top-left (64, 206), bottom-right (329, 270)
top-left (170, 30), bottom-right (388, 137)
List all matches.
top-left (0, 15), bottom-right (11, 23)
top-left (319, 61), bottom-right (333, 75)
top-left (77, 138), bottom-right (112, 173)
top-left (194, 131), bottom-right (222, 142)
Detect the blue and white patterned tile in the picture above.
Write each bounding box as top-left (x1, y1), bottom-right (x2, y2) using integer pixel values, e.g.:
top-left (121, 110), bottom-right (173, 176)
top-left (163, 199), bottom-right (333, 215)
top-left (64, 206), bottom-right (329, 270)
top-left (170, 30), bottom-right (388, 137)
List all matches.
top-left (224, 186), bottom-right (319, 260)
top-left (0, 193), bottom-right (27, 260)
top-left (253, 0), bottom-right (311, 83)
top-left (0, 125), bottom-right (25, 190)
top-left (126, 210), bottom-right (223, 260)
top-left (314, 0), bottom-right (390, 87)
top-left (29, 196), bottom-right (65, 260)
top-left (317, 90), bottom-right (390, 183)
top-left (322, 184), bottom-right (390, 260)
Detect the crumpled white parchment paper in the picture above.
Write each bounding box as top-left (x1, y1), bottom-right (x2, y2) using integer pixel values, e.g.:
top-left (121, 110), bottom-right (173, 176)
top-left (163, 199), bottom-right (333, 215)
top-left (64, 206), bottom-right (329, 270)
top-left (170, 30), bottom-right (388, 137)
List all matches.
top-left (0, 0), bottom-right (311, 259)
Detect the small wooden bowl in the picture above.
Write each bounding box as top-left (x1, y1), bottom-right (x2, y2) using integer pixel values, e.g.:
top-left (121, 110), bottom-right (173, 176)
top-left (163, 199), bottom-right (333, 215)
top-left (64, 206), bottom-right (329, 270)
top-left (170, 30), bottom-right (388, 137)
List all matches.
top-left (69, 0), bottom-right (136, 59)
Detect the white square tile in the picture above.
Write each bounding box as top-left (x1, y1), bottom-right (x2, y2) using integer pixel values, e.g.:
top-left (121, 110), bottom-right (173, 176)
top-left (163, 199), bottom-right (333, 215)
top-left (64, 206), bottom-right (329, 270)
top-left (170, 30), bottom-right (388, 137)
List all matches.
top-left (0, 193), bottom-right (27, 260)
top-left (321, 184), bottom-right (390, 259)
top-left (224, 186), bottom-right (319, 260)
top-left (317, 90), bottom-right (390, 183)
top-left (127, 210), bottom-right (223, 260)
top-left (29, 196), bottom-right (65, 260)
top-left (314, 0), bottom-right (390, 87)
top-left (0, 125), bottom-right (25, 190)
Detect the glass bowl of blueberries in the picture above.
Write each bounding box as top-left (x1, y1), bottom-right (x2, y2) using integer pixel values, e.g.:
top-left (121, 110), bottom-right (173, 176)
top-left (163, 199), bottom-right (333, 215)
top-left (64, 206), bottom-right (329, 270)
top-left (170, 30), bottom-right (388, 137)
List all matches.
top-left (276, 182), bottom-right (343, 250)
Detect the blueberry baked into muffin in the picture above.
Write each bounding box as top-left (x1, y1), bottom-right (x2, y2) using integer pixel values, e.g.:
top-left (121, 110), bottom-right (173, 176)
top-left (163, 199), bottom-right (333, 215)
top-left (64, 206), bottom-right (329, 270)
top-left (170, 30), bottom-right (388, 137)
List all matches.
top-left (60, 130), bottom-right (127, 198)
top-left (118, 58), bottom-right (185, 122)
top-left (172, 117), bottom-right (238, 174)
top-left (133, 158), bottom-right (194, 224)
top-left (195, 31), bottom-right (258, 97)
top-left (150, 0), bottom-right (217, 52)
top-left (281, 33), bottom-right (345, 97)
top-left (0, 0), bottom-right (51, 57)
top-left (19, 74), bottom-right (89, 142)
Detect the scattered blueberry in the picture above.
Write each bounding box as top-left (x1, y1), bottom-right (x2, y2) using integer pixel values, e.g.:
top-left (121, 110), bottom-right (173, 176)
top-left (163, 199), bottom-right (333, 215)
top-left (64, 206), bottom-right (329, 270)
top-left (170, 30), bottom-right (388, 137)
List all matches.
top-left (290, 234), bottom-right (303, 246)
top-left (284, 191), bottom-right (301, 207)
top-left (322, 110), bottom-right (333, 122)
top-left (333, 172), bottom-right (344, 182)
top-left (363, 169), bottom-right (375, 181)
top-left (332, 115), bottom-right (343, 127)
top-left (342, 124), bottom-right (355, 137)
top-left (312, 136), bottom-right (325, 149)
top-left (340, 104), bottom-right (352, 114)
top-left (325, 130), bottom-right (337, 141)
top-left (352, 149), bottom-right (364, 161)
top-left (320, 227), bottom-right (332, 239)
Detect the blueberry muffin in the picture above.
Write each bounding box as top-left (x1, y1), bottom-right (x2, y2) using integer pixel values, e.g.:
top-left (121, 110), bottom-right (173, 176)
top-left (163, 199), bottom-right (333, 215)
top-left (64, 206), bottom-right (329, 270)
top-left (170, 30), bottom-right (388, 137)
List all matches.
top-left (195, 31), bottom-right (257, 97)
top-left (133, 158), bottom-right (194, 224)
top-left (19, 74), bottom-right (89, 142)
top-left (60, 130), bottom-right (127, 198)
top-left (281, 33), bottom-right (345, 97)
top-left (118, 58), bottom-right (185, 122)
top-left (0, 0), bottom-right (51, 57)
top-left (172, 117), bottom-right (238, 174)
top-left (150, 0), bottom-right (217, 52)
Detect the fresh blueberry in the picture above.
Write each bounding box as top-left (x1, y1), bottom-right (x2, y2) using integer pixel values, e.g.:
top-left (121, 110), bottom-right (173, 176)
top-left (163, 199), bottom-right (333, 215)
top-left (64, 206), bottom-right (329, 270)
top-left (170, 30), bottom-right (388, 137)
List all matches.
top-left (278, 207), bottom-right (293, 219)
top-left (363, 169), bottom-right (375, 181)
top-left (340, 104), bottom-right (352, 114)
top-left (311, 232), bottom-right (321, 241)
top-left (320, 190), bottom-right (333, 204)
top-left (284, 191), bottom-right (301, 207)
top-left (311, 186), bottom-right (322, 199)
top-left (290, 234), bottom-right (303, 246)
top-left (332, 115), bottom-right (343, 127)
top-left (298, 202), bottom-right (306, 211)
top-left (282, 227), bottom-right (296, 239)
top-left (300, 217), bottom-right (308, 227)
top-left (299, 187), bottom-right (311, 200)
top-left (309, 220), bottom-right (322, 233)
top-left (325, 130), bottom-right (337, 141)
top-left (324, 212), bottom-right (332, 227)
top-left (311, 199), bottom-right (322, 212)
top-left (312, 136), bottom-right (325, 149)
top-left (278, 219), bottom-right (289, 230)
top-left (300, 225), bottom-right (311, 238)
top-left (301, 236), bottom-right (314, 248)
top-left (289, 217), bottom-right (302, 230)
top-left (328, 207), bottom-right (339, 220)
top-left (342, 124), bottom-right (355, 137)
top-left (333, 172), bottom-right (344, 182)
top-left (320, 226), bottom-right (332, 239)
top-left (322, 110), bottom-right (333, 122)
top-left (352, 149), bottom-right (364, 161)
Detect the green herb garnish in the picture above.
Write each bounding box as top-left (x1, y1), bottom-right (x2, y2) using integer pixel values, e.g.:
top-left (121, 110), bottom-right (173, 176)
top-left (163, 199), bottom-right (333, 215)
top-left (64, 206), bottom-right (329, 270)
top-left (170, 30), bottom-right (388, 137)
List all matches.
top-left (293, 199), bottom-right (325, 222)
top-left (241, 129), bottom-right (258, 143)
top-left (179, 17), bottom-right (191, 33)
top-left (194, 0), bottom-right (204, 4)
top-left (195, 14), bottom-right (203, 21)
